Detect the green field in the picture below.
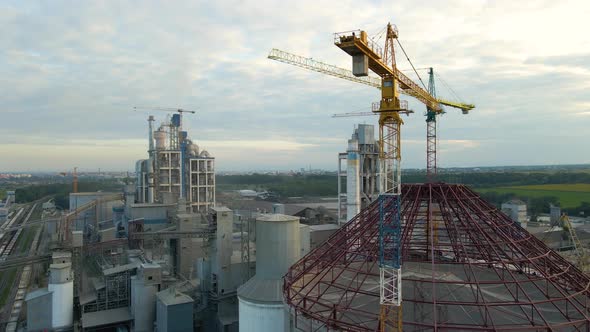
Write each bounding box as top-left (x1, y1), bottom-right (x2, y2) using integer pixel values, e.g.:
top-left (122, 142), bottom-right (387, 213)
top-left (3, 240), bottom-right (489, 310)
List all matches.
top-left (476, 184), bottom-right (590, 208)
top-left (0, 268), bottom-right (17, 308)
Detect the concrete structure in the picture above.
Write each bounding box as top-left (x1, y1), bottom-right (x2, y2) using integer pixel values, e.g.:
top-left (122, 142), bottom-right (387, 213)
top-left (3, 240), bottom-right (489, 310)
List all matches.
top-left (156, 288), bottom-right (194, 332)
top-left (189, 154), bottom-right (215, 213)
top-left (300, 224), bottom-right (310, 257)
top-left (550, 204), bottom-right (562, 225)
top-left (69, 191), bottom-right (121, 234)
top-left (175, 210), bottom-right (207, 278)
top-left (309, 224), bottom-right (340, 249)
top-left (49, 252), bottom-right (74, 329)
top-left (272, 203), bottom-right (285, 214)
top-left (26, 252), bottom-right (74, 330)
top-left (99, 225), bottom-right (116, 242)
top-left (338, 124), bottom-right (380, 224)
top-left (346, 135), bottom-right (360, 222)
top-left (238, 214), bottom-right (301, 332)
top-left (211, 207), bottom-right (234, 295)
top-left (25, 289), bottom-right (53, 331)
top-left (131, 263), bottom-right (161, 332)
top-left (502, 199), bottom-right (528, 228)
top-left (135, 115), bottom-right (215, 213)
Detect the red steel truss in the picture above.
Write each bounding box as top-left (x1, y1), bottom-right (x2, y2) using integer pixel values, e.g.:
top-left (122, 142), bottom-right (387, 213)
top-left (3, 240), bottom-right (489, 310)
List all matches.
top-left (284, 183), bottom-right (590, 331)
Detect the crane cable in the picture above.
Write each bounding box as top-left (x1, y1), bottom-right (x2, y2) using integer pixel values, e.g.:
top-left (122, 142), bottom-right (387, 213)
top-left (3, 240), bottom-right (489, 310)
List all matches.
top-left (435, 72), bottom-right (462, 102)
top-left (372, 26), bottom-right (387, 44)
top-left (395, 39), bottom-right (428, 91)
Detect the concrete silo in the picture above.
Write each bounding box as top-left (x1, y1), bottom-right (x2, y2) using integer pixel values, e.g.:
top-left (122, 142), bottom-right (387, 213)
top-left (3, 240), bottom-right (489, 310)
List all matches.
top-left (238, 214), bottom-right (301, 332)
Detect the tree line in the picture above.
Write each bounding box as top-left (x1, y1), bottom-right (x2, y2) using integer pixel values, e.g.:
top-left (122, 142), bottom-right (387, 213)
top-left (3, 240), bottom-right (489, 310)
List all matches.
top-left (15, 180), bottom-right (123, 209)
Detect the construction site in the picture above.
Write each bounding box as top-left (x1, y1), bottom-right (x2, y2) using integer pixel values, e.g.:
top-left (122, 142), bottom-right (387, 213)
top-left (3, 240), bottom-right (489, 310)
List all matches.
top-left (1, 20), bottom-right (590, 332)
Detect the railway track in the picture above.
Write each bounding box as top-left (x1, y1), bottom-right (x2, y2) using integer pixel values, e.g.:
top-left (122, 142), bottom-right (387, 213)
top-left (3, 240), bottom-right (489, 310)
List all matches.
top-left (0, 207), bottom-right (27, 257)
top-left (0, 202), bottom-right (41, 330)
top-left (0, 204), bottom-right (36, 261)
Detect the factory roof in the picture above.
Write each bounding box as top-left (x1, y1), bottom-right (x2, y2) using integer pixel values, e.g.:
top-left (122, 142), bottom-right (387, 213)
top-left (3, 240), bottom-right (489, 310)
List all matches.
top-left (81, 307), bottom-right (132, 328)
top-left (70, 192), bottom-right (117, 196)
top-left (90, 277), bottom-right (105, 291)
top-left (52, 251), bottom-right (72, 259)
top-left (130, 203), bottom-right (176, 208)
top-left (49, 262), bottom-right (71, 270)
top-left (257, 213), bottom-right (299, 222)
top-left (157, 288), bottom-right (194, 306)
top-left (233, 200), bottom-right (303, 216)
top-left (141, 262), bottom-right (161, 269)
top-left (309, 224), bottom-right (340, 232)
top-left (25, 288), bottom-right (52, 301)
top-left (212, 206), bottom-right (232, 212)
top-left (103, 262), bottom-right (139, 276)
top-left (504, 199), bottom-right (527, 205)
top-left (79, 291), bottom-right (98, 305)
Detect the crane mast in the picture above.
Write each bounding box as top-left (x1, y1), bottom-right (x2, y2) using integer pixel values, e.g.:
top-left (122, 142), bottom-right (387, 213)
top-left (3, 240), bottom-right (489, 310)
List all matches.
top-left (335, 23), bottom-right (404, 331)
top-left (426, 68), bottom-right (437, 181)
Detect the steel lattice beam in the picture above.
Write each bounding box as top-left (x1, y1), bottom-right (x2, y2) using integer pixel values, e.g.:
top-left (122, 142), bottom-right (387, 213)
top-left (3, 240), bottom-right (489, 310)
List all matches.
top-left (284, 183), bottom-right (590, 331)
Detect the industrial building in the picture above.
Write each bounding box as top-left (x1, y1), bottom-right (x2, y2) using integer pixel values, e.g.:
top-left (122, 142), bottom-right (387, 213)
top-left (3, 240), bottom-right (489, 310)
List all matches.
top-left (501, 199), bottom-right (528, 229)
top-left (338, 124), bottom-right (379, 224)
top-left (135, 114), bottom-right (215, 213)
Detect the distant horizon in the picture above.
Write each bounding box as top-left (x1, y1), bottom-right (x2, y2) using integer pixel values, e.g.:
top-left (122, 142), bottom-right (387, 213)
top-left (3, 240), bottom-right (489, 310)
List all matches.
top-left (2, 163), bottom-right (590, 174)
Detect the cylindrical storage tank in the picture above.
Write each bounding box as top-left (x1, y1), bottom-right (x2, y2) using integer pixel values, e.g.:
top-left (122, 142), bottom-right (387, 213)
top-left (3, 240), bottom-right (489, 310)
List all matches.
top-left (154, 130), bottom-right (167, 150)
top-left (238, 299), bottom-right (286, 332)
top-left (48, 282), bottom-right (73, 328)
top-left (147, 157), bottom-right (154, 203)
top-left (255, 214), bottom-right (300, 278)
top-left (188, 143), bottom-right (199, 157)
top-left (238, 214), bottom-right (300, 332)
top-left (48, 261), bottom-right (74, 329)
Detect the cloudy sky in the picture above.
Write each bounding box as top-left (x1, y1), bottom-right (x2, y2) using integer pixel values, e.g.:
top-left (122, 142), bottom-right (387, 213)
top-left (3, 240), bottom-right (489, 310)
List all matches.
top-left (1, 0), bottom-right (589, 172)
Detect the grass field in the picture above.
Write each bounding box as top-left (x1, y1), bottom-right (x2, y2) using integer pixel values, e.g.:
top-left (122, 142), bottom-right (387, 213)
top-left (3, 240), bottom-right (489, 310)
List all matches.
top-left (0, 268), bottom-right (17, 308)
top-left (476, 184), bottom-right (590, 208)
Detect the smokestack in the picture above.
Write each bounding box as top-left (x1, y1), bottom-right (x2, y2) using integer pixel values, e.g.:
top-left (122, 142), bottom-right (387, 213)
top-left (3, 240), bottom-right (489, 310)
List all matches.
top-left (147, 116), bottom-right (155, 203)
top-left (148, 116), bottom-right (155, 156)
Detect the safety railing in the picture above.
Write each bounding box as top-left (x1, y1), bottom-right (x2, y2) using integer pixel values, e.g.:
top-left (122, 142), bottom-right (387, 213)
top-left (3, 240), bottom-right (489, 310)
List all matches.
top-left (334, 30), bottom-right (383, 59)
top-left (372, 100), bottom-right (409, 112)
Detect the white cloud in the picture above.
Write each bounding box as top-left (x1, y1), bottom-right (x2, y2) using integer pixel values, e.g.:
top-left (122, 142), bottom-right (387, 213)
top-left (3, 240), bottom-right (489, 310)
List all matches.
top-left (0, 0), bottom-right (589, 171)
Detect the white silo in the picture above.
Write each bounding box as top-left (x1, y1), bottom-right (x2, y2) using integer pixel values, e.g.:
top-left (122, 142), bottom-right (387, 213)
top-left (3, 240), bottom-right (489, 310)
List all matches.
top-left (154, 129), bottom-right (167, 150)
top-left (48, 252), bottom-right (74, 329)
top-left (346, 136), bottom-right (360, 221)
top-left (238, 214), bottom-right (301, 332)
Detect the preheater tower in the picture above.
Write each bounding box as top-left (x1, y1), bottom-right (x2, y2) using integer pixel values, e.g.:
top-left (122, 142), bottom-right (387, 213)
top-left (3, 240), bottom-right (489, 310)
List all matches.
top-left (346, 135), bottom-right (360, 222)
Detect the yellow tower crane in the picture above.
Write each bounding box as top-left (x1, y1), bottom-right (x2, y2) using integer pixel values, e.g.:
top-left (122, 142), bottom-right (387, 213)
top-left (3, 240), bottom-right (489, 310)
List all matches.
top-left (268, 49), bottom-right (474, 181)
top-left (560, 213), bottom-right (589, 272)
top-left (270, 23), bottom-right (474, 331)
top-left (59, 167), bottom-right (78, 193)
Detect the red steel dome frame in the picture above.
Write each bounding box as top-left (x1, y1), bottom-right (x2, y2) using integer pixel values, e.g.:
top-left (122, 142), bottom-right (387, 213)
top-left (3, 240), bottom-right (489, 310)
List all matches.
top-left (284, 183), bottom-right (590, 331)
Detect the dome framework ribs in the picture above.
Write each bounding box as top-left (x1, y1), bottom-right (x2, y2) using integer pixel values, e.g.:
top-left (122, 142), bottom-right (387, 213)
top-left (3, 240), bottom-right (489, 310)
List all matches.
top-left (284, 183), bottom-right (590, 331)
